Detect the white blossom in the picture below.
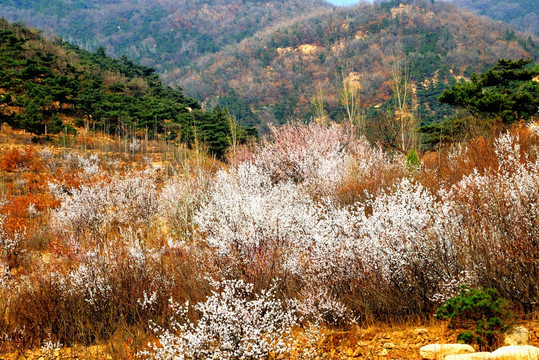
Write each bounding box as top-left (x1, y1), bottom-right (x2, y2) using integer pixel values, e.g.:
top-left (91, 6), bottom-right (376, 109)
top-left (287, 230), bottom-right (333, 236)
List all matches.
top-left (142, 279), bottom-right (297, 360)
top-left (51, 171), bottom-right (158, 235)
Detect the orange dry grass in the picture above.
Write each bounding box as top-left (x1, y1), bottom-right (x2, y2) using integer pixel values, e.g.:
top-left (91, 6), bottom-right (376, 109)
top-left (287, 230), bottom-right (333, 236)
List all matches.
top-left (0, 146), bottom-right (41, 173)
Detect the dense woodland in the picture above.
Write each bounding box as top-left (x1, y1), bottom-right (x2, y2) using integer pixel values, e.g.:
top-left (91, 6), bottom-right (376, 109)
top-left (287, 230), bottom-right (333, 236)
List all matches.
top-left (0, 19), bottom-right (256, 158)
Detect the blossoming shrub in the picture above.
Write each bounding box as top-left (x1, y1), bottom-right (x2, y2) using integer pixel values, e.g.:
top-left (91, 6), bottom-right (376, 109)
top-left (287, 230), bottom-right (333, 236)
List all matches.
top-left (2, 123), bottom-right (539, 353)
top-left (253, 122), bottom-right (400, 200)
top-left (196, 154), bottom-right (465, 318)
top-left (0, 215), bottom-right (26, 269)
top-left (6, 228), bottom-right (191, 347)
top-left (51, 171), bottom-right (158, 236)
top-left (142, 279), bottom-right (297, 360)
top-left (444, 133), bottom-right (539, 306)
top-left (194, 162), bottom-right (364, 292)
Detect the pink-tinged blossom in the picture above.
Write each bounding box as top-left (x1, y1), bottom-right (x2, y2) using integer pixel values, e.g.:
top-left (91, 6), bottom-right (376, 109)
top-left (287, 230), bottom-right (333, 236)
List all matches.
top-left (252, 122), bottom-right (397, 197)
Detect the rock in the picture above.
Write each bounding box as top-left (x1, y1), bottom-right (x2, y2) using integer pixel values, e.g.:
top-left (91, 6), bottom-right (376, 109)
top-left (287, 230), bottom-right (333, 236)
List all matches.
top-left (378, 348), bottom-right (389, 356)
top-left (445, 352), bottom-right (492, 360)
top-left (504, 327), bottom-right (530, 346)
top-left (345, 347), bottom-right (361, 357)
top-left (419, 344), bottom-right (475, 360)
top-left (384, 342), bottom-right (396, 349)
top-left (490, 345), bottom-right (539, 360)
top-left (42, 252), bottom-right (51, 264)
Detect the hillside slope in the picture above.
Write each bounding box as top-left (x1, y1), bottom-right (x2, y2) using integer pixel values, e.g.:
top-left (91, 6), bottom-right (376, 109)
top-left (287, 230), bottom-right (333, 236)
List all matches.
top-left (449, 0), bottom-right (538, 35)
top-left (0, 0), bottom-right (330, 71)
top-left (2, 0), bottom-right (537, 130)
top-left (169, 1), bottom-right (538, 128)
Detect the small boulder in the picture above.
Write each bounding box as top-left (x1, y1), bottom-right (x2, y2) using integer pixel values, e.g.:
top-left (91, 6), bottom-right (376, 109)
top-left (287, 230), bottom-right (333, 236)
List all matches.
top-left (2, 122), bottom-right (12, 134)
top-left (378, 348), bottom-right (389, 356)
top-left (504, 327), bottom-right (530, 346)
top-left (419, 344), bottom-right (475, 360)
top-left (490, 345), bottom-right (539, 360)
top-left (345, 347), bottom-right (361, 357)
top-left (445, 352), bottom-right (492, 360)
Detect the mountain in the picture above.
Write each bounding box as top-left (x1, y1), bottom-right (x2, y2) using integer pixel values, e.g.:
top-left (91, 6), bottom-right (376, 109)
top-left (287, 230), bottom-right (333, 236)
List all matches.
top-left (168, 1), bottom-right (538, 128)
top-left (0, 0), bottom-right (330, 71)
top-left (0, 19), bottom-right (255, 157)
top-left (1, 0), bottom-right (537, 131)
top-left (448, 0), bottom-right (538, 35)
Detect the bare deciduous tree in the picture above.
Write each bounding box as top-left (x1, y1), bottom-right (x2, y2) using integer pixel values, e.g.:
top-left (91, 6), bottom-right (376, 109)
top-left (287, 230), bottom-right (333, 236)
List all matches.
top-left (311, 83), bottom-right (328, 126)
top-left (391, 58), bottom-right (418, 153)
top-left (340, 71), bottom-right (365, 133)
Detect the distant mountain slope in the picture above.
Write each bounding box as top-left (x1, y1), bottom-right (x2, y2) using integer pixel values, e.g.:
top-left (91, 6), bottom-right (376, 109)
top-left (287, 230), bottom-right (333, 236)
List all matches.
top-left (168, 1), bottom-right (538, 128)
top-left (449, 0), bottom-right (538, 35)
top-left (0, 0), bottom-right (330, 71)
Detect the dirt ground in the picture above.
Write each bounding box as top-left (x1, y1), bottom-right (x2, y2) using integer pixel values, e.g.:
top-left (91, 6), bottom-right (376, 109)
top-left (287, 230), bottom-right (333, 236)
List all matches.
top-left (1, 319), bottom-right (537, 360)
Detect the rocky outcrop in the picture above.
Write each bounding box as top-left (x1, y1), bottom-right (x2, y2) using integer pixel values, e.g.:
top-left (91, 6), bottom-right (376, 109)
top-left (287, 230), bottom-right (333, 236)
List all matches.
top-left (420, 344), bottom-right (539, 360)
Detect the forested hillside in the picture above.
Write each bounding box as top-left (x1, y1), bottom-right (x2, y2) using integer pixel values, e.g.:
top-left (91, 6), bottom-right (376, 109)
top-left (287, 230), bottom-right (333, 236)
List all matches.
top-left (2, 0), bottom-right (537, 132)
top-left (449, 0), bottom-right (538, 35)
top-left (170, 0), bottom-right (538, 129)
top-left (0, 19), bottom-right (255, 157)
top-left (0, 0), bottom-right (330, 71)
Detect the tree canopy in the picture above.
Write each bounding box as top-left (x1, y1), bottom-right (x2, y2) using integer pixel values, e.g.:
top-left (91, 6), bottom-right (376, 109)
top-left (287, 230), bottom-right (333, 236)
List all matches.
top-left (439, 59), bottom-right (539, 124)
